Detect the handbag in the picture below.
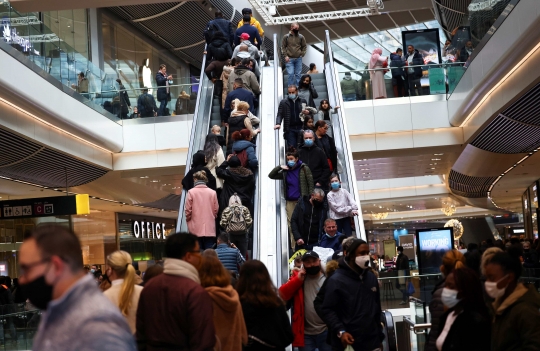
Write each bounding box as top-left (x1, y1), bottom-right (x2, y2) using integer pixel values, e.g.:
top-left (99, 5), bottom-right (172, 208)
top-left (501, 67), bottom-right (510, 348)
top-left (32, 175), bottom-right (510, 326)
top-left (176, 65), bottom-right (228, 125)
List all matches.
top-left (407, 281), bottom-right (416, 295)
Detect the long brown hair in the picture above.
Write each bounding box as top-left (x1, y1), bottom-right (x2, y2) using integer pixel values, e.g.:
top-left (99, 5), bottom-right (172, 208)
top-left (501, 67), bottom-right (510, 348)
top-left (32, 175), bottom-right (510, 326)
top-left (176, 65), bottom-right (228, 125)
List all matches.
top-left (236, 260), bottom-right (283, 307)
top-left (199, 256), bottom-right (231, 288)
top-left (441, 249), bottom-right (466, 276)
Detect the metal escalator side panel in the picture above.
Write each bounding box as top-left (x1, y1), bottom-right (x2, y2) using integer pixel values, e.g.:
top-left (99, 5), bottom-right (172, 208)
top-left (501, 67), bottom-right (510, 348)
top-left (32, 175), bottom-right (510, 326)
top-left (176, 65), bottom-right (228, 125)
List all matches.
top-left (323, 30), bottom-right (366, 241)
top-left (177, 48), bottom-right (214, 232)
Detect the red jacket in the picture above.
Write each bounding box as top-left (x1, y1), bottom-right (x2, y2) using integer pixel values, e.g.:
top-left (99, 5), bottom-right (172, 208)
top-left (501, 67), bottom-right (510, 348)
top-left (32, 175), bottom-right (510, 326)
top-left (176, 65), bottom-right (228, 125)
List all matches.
top-left (278, 269), bottom-right (305, 347)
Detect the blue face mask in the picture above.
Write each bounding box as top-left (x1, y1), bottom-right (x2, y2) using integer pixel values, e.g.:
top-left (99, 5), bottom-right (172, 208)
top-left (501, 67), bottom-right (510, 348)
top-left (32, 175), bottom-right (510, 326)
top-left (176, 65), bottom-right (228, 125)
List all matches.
top-left (288, 93), bottom-right (297, 100)
top-left (304, 139), bottom-right (313, 147)
top-left (331, 182), bottom-right (340, 190)
top-left (287, 161), bottom-right (296, 168)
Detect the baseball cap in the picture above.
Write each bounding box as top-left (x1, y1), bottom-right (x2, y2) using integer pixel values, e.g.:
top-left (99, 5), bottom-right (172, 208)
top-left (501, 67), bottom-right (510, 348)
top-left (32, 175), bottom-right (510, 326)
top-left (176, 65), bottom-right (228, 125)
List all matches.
top-left (239, 33), bottom-right (250, 40)
top-left (242, 8), bottom-right (252, 14)
top-left (301, 251), bottom-right (319, 261)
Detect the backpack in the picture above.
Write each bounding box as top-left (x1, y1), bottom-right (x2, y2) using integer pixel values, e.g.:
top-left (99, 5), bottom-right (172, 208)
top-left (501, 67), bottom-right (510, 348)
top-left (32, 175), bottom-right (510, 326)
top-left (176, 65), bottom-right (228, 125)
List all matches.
top-left (212, 44), bottom-right (229, 61)
top-left (221, 194), bottom-right (250, 235)
top-left (142, 94), bottom-right (154, 114)
top-left (234, 149), bottom-right (248, 167)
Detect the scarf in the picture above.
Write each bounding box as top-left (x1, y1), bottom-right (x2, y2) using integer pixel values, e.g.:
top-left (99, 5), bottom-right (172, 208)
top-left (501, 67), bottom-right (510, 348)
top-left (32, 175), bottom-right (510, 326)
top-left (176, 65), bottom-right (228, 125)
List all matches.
top-left (164, 258), bottom-right (200, 284)
top-left (369, 48), bottom-right (383, 78)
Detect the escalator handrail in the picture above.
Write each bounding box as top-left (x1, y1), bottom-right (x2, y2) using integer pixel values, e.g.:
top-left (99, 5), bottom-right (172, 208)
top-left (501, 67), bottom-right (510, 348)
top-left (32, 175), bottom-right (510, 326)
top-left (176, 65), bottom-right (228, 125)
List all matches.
top-left (176, 47), bottom-right (213, 232)
top-left (381, 310), bottom-right (397, 351)
top-left (323, 30), bottom-right (367, 241)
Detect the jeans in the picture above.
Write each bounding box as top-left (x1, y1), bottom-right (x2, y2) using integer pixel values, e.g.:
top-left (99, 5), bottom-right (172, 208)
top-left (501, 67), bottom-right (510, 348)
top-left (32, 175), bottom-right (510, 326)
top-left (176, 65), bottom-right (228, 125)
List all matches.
top-left (299, 330), bottom-right (331, 351)
top-left (198, 237), bottom-right (216, 250)
top-left (284, 128), bottom-right (301, 149)
top-left (158, 99), bottom-right (168, 116)
top-left (286, 57), bottom-right (303, 87)
top-left (407, 76), bottom-right (423, 96)
top-left (343, 94), bottom-right (356, 101)
top-left (336, 217), bottom-right (352, 237)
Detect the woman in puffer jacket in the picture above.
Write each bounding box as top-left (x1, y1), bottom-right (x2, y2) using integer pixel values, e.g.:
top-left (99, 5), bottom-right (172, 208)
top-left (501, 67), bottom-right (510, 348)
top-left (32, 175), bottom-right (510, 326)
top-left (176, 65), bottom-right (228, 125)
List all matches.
top-left (231, 129), bottom-right (258, 172)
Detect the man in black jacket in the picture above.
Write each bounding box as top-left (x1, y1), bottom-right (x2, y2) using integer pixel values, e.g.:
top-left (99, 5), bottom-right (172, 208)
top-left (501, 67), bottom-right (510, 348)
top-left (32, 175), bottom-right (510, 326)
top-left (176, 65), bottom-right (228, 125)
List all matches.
top-left (395, 246), bottom-right (410, 305)
top-left (321, 239), bottom-right (384, 351)
top-left (275, 85), bottom-right (309, 149)
top-left (291, 189), bottom-right (327, 251)
top-left (234, 15), bottom-right (262, 49)
top-left (203, 11), bottom-right (234, 46)
top-left (298, 130), bottom-right (331, 189)
top-left (390, 49), bottom-right (406, 97)
top-left (223, 79), bottom-right (255, 123)
top-left (116, 79), bottom-right (131, 119)
top-left (404, 45), bottom-right (424, 96)
top-left (206, 31), bottom-right (232, 62)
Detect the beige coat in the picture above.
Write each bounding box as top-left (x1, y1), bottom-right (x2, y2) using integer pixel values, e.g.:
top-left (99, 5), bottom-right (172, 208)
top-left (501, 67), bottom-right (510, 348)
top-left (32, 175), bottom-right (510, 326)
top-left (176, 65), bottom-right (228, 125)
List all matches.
top-left (206, 148), bottom-right (226, 189)
top-left (220, 65), bottom-right (234, 108)
top-left (103, 279), bottom-right (143, 334)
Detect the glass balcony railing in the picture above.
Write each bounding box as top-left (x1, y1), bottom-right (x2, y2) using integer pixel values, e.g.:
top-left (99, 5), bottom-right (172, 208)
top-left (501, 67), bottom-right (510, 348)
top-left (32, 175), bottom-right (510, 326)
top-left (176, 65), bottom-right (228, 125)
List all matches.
top-left (0, 303), bottom-right (40, 350)
top-left (377, 272), bottom-right (442, 311)
top-left (337, 62), bottom-right (464, 102)
top-left (1, 2), bottom-right (198, 124)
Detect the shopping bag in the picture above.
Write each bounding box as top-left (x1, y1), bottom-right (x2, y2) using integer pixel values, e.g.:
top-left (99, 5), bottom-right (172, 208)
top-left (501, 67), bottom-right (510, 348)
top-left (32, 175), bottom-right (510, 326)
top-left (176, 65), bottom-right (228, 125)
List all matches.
top-left (407, 281), bottom-right (416, 295)
top-left (345, 345), bottom-right (355, 351)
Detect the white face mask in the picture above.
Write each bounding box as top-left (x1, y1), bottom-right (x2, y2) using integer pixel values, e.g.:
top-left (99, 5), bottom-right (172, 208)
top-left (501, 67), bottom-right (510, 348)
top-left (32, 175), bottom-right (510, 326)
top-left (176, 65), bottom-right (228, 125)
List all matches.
top-left (355, 255), bottom-right (370, 269)
top-left (441, 288), bottom-right (461, 308)
top-left (485, 275), bottom-right (509, 299)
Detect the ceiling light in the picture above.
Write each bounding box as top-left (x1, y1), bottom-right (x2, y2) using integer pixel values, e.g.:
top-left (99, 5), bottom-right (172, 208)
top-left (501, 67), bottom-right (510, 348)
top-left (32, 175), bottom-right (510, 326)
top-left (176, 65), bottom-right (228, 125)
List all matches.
top-left (140, 176), bottom-right (148, 179)
top-left (434, 153), bottom-right (444, 156)
top-left (432, 158), bottom-right (441, 161)
top-left (151, 180), bottom-right (159, 183)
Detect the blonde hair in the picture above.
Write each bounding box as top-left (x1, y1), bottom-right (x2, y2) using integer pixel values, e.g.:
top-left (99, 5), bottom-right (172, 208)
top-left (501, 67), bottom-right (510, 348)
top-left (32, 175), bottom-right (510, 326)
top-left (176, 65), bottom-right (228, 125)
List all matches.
top-left (211, 125), bottom-right (221, 133)
top-left (441, 249), bottom-right (466, 275)
top-left (193, 170), bottom-right (208, 183)
top-left (106, 250), bottom-right (136, 317)
top-left (481, 247), bottom-right (503, 276)
top-left (236, 101), bottom-right (250, 111)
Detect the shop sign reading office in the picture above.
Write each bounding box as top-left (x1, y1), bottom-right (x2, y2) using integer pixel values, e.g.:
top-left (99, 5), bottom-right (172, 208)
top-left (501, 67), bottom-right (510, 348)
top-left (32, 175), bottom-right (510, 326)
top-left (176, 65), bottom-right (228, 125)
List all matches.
top-left (132, 221), bottom-right (167, 239)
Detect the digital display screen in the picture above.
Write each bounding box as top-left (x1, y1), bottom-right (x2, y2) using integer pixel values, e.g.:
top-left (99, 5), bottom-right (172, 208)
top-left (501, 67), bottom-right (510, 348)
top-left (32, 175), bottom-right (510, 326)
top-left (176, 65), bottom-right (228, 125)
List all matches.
top-left (416, 228), bottom-right (453, 274)
top-left (402, 29), bottom-right (441, 65)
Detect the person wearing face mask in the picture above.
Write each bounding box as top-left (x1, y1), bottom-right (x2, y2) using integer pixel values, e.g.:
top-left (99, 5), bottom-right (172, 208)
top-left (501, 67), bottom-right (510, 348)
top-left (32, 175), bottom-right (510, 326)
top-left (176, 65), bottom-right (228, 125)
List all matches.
top-left (269, 147), bottom-right (314, 252)
top-left (522, 240), bottom-right (539, 269)
top-left (298, 74), bottom-right (318, 108)
top-left (326, 174), bottom-right (358, 237)
top-left (485, 251), bottom-right (540, 351)
top-left (425, 249), bottom-right (466, 351)
top-left (318, 219), bottom-right (344, 251)
top-left (279, 251), bottom-right (330, 351)
top-left (435, 267), bottom-right (491, 351)
top-left (18, 225), bottom-right (136, 351)
top-left (275, 85), bottom-right (309, 149)
top-left (320, 239), bottom-right (383, 351)
top-left (313, 120), bottom-right (337, 172)
top-left (291, 188), bottom-right (327, 250)
top-left (136, 233), bottom-right (216, 351)
top-left (282, 22), bottom-right (307, 87)
top-left (298, 130), bottom-right (331, 189)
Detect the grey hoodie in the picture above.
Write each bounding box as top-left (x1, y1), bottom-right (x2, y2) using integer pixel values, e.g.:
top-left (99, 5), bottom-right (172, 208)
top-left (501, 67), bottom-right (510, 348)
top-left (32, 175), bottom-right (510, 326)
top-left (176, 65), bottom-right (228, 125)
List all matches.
top-left (232, 41), bottom-right (260, 60)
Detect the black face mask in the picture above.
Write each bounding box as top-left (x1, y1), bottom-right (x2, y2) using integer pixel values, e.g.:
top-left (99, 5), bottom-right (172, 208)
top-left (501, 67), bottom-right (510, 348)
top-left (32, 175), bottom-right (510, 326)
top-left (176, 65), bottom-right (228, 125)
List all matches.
top-left (312, 200), bottom-right (323, 208)
top-left (20, 275), bottom-right (54, 310)
top-left (305, 265), bottom-right (321, 275)
top-left (292, 29), bottom-right (299, 35)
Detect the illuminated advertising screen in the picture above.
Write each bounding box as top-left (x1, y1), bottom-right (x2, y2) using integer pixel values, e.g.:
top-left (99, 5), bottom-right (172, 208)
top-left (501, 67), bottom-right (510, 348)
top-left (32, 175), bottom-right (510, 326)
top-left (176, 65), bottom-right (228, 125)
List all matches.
top-left (416, 228), bottom-right (453, 274)
top-left (402, 29), bottom-right (441, 65)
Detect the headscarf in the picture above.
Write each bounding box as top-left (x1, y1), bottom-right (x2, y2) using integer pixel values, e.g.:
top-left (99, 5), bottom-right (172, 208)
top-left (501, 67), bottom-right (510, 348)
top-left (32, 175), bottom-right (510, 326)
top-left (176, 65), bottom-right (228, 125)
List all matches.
top-left (191, 151), bottom-right (206, 168)
top-left (369, 48), bottom-right (383, 78)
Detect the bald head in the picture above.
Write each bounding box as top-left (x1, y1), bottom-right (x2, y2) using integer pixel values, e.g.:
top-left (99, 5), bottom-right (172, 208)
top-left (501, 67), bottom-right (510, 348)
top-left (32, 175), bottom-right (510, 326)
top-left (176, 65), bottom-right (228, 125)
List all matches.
top-left (239, 45), bottom-right (249, 52)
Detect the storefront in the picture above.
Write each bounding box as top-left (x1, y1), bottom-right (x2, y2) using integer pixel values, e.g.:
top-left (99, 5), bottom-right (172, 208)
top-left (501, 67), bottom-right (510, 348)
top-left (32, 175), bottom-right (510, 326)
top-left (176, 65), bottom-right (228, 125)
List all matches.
top-left (522, 180), bottom-right (539, 239)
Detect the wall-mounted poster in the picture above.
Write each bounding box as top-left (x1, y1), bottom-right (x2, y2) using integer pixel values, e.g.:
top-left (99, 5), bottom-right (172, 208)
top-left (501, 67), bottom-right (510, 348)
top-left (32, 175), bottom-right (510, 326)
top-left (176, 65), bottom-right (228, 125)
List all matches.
top-left (402, 29), bottom-right (441, 65)
top-left (399, 234), bottom-right (416, 260)
top-left (416, 228), bottom-right (453, 274)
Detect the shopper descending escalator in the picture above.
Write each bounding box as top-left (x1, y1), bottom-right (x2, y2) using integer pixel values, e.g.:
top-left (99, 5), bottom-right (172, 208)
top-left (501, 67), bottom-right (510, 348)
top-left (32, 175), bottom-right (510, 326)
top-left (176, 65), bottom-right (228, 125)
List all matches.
top-left (434, 266), bottom-right (491, 351)
top-left (298, 74), bottom-right (318, 108)
top-left (298, 130), bottom-right (331, 190)
top-left (226, 100), bottom-right (259, 155)
top-left (231, 129), bottom-right (258, 172)
top-left (268, 147), bottom-right (314, 252)
top-left (204, 11), bottom-right (234, 46)
top-left (326, 174), bottom-right (358, 238)
top-left (318, 219), bottom-right (345, 251)
top-left (291, 188), bottom-right (327, 251)
top-left (279, 251), bottom-right (331, 351)
top-left (182, 150), bottom-right (217, 191)
top-left (227, 58), bottom-right (260, 96)
top-left (220, 194), bottom-right (253, 257)
top-left (274, 85), bottom-right (308, 149)
top-left (237, 261), bottom-right (294, 351)
top-left (217, 155), bottom-right (255, 213)
top-left (316, 99), bottom-right (340, 137)
top-left (296, 115), bottom-right (316, 147)
top-left (185, 171), bottom-right (219, 250)
top-left (224, 80), bottom-right (256, 125)
top-left (313, 120), bottom-right (337, 173)
top-left (198, 255), bottom-right (248, 351)
top-left (232, 34), bottom-right (260, 61)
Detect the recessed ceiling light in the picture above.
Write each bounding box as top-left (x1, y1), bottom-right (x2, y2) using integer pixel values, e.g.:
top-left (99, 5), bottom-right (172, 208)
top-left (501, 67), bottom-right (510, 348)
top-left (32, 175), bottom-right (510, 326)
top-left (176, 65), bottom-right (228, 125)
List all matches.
top-left (434, 153), bottom-right (444, 156)
top-left (432, 158), bottom-right (441, 161)
top-left (151, 180), bottom-right (159, 183)
top-left (140, 176), bottom-right (149, 179)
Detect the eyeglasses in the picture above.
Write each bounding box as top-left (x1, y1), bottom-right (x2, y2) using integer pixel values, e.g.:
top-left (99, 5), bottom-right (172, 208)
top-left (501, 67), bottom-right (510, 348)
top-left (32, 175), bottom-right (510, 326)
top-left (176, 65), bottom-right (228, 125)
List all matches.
top-left (19, 258), bottom-right (50, 277)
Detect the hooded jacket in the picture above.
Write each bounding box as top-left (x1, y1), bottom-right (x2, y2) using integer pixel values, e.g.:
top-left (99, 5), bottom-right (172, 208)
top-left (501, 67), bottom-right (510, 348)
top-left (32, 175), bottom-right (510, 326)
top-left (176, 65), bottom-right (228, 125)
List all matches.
top-left (278, 269), bottom-right (305, 347)
top-left (216, 160), bottom-right (255, 210)
top-left (404, 49), bottom-right (424, 79)
top-left (136, 259), bottom-right (215, 351)
top-left (207, 32), bottom-right (233, 62)
top-left (227, 66), bottom-right (260, 95)
top-left (491, 283), bottom-right (540, 351)
top-left (232, 40), bottom-right (260, 61)
top-left (205, 285), bottom-right (248, 351)
top-left (298, 143), bottom-right (331, 187)
top-left (232, 139), bottom-right (258, 172)
top-left (182, 152), bottom-right (217, 191)
top-left (320, 259), bottom-right (383, 351)
top-left (268, 162), bottom-right (314, 201)
top-left (390, 52), bottom-right (406, 79)
top-left (340, 76), bottom-right (357, 96)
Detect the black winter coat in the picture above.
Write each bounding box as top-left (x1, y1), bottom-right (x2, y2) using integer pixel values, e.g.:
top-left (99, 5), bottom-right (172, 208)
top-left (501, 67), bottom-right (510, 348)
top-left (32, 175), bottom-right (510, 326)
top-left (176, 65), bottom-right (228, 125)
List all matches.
top-left (298, 144), bottom-right (331, 187)
top-left (321, 259), bottom-right (383, 351)
top-left (207, 33), bottom-right (233, 62)
top-left (315, 134), bottom-right (337, 173)
top-left (290, 195), bottom-right (327, 244)
top-left (226, 114), bottom-right (248, 153)
top-left (298, 74), bottom-right (319, 108)
top-left (436, 309), bottom-right (490, 351)
top-left (181, 166), bottom-right (217, 191)
top-left (241, 302), bottom-right (294, 351)
top-left (155, 71), bottom-right (170, 102)
top-left (216, 161), bottom-right (255, 210)
top-left (425, 278), bottom-right (445, 351)
top-left (276, 97), bottom-right (307, 132)
top-left (390, 53), bottom-right (405, 79)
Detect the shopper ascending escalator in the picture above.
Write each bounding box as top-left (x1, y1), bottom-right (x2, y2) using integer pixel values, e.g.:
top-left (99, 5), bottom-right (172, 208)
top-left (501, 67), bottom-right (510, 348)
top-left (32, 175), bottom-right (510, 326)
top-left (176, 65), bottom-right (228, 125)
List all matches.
top-left (216, 155), bottom-right (255, 212)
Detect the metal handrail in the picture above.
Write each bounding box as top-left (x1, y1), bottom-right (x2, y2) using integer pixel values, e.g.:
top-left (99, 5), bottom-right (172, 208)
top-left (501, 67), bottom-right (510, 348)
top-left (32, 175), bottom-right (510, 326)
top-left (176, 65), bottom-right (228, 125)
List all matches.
top-left (337, 61), bottom-right (465, 73)
top-left (403, 316), bottom-right (431, 335)
top-left (251, 56), bottom-right (264, 260)
top-left (323, 30), bottom-right (366, 240)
